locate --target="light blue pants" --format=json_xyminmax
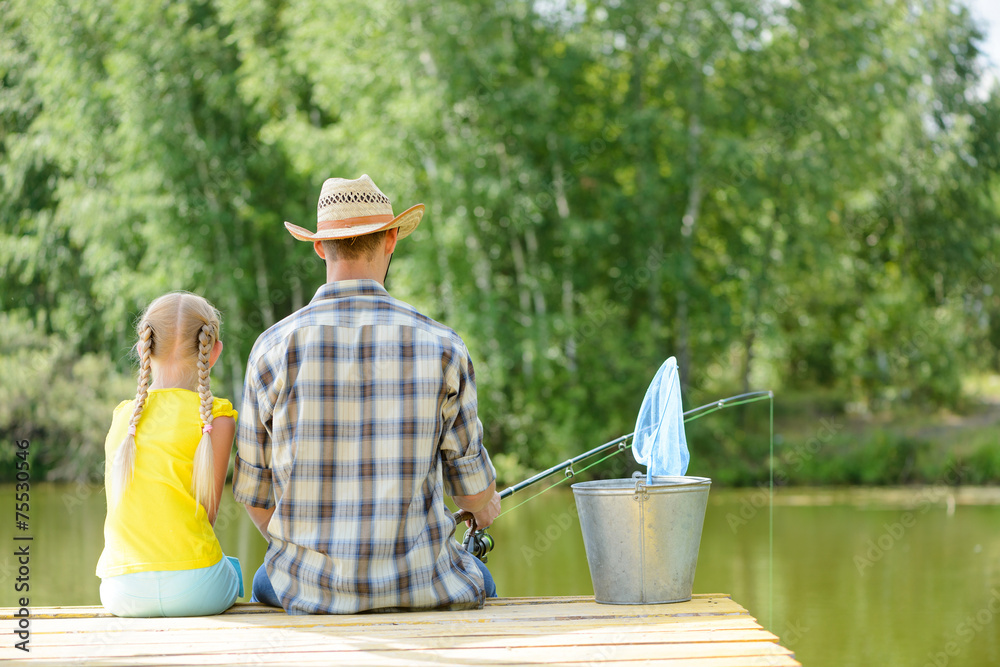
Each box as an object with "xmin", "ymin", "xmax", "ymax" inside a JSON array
[{"xmin": 100, "ymin": 555, "xmax": 243, "ymax": 617}]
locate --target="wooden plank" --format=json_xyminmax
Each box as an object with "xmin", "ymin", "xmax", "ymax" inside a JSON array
[
  {"xmin": 11, "ymin": 640, "xmax": 794, "ymax": 663},
  {"xmin": 32, "ymin": 617, "xmax": 767, "ymax": 645},
  {"xmin": 14, "ymin": 597, "xmax": 752, "ymax": 630},
  {"xmin": 4, "ymin": 657, "xmax": 801, "ymax": 667},
  {"xmin": 27, "ymin": 627, "xmax": 781, "ymax": 655},
  {"xmin": 31, "ymin": 611, "xmax": 758, "ymax": 638},
  {"xmin": 13, "ymin": 593, "xmax": 746, "ymax": 618},
  {"xmin": 22, "ymin": 594, "xmax": 675, "ymax": 616},
  {"xmin": 0, "ymin": 595, "xmax": 800, "ymax": 667},
  {"xmin": 5, "ymin": 641, "xmax": 794, "ymax": 665},
  {"xmin": 18, "ymin": 599, "xmax": 587, "ymax": 618},
  {"xmin": 26, "ymin": 611, "xmax": 747, "ymax": 633}
]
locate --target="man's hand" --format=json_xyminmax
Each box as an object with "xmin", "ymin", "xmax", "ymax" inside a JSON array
[
  {"xmin": 469, "ymin": 490, "xmax": 501, "ymax": 529},
  {"xmin": 454, "ymin": 481, "xmax": 501, "ymax": 529}
]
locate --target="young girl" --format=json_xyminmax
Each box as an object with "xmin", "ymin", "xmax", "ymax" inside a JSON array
[{"xmin": 96, "ymin": 292, "xmax": 243, "ymax": 617}]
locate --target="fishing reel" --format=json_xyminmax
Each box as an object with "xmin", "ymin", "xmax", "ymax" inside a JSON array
[
  {"xmin": 454, "ymin": 511, "xmax": 496, "ymax": 563},
  {"xmin": 463, "ymin": 527, "xmax": 495, "ymax": 562}
]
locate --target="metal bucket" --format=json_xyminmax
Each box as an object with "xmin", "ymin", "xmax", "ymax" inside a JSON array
[{"xmin": 571, "ymin": 475, "xmax": 711, "ymax": 604}]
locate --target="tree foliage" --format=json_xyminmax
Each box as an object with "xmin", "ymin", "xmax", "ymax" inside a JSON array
[{"xmin": 2, "ymin": 0, "xmax": 999, "ymax": 481}]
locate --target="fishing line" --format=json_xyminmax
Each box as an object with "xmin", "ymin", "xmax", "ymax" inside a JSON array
[
  {"xmin": 498, "ymin": 444, "xmax": 634, "ymax": 518},
  {"xmin": 457, "ymin": 389, "xmax": 776, "ymax": 617},
  {"xmin": 497, "ymin": 391, "xmax": 774, "ymax": 519},
  {"xmin": 769, "ymin": 391, "xmax": 774, "ymax": 630}
]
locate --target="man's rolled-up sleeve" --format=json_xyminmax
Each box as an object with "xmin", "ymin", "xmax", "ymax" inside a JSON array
[
  {"xmin": 440, "ymin": 348, "xmax": 496, "ymax": 498},
  {"xmin": 233, "ymin": 365, "xmax": 276, "ymax": 509},
  {"xmin": 233, "ymin": 453, "xmax": 274, "ymax": 509}
]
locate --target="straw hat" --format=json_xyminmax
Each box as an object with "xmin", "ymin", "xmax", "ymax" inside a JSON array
[{"xmin": 284, "ymin": 175, "xmax": 424, "ymax": 242}]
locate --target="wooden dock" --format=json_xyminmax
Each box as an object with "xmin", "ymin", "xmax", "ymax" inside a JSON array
[{"xmin": 2, "ymin": 594, "xmax": 800, "ymax": 666}]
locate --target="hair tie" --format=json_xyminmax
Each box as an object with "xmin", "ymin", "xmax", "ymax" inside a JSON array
[
  {"xmin": 128, "ymin": 425, "xmax": 137, "ymax": 436},
  {"xmin": 202, "ymin": 424, "xmax": 213, "ymax": 434}
]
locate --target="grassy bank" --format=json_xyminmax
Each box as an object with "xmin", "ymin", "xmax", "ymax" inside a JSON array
[{"xmin": 678, "ymin": 386, "xmax": 1000, "ymax": 488}]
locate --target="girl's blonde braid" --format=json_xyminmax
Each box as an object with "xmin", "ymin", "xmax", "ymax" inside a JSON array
[
  {"xmin": 191, "ymin": 323, "xmax": 217, "ymax": 516},
  {"xmin": 110, "ymin": 320, "xmax": 153, "ymax": 505}
]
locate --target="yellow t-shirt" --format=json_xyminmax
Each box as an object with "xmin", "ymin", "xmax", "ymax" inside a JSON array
[{"xmin": 96, "ymin": 389, "xmax": 237, "ymax": 578}]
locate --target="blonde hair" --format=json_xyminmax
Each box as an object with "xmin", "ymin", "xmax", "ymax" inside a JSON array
[{"xmin": 110, "ymin": 292, "xmax": 222, "ymax": 516}]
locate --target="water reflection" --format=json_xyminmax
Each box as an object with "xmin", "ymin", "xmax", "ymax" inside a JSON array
[{"xmin": 5, "ymin": 483, "xmax": 999, "ymax": 667}]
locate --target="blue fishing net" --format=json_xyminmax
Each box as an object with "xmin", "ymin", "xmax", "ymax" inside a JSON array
[{"xmin": 631, "ymin": 357, "xmax": 689, "ymax": 482}]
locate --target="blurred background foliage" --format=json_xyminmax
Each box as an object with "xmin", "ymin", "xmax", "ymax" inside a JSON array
[{"xmin": 2, "ymin": 0, "xmax": 999, "ymax": 484}]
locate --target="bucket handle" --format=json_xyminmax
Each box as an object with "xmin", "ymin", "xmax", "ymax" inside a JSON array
[{"xmin": 631, "ymin": 472, "xmax": 649, "ymax": 502}]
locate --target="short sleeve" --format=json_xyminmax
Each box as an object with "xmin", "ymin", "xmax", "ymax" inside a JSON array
[{"xmin": 211, "ymin": 397, "xmax": 238, "ymax": 421}]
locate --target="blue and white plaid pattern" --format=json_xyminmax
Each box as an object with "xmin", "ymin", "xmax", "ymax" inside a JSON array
[{"xmin": 233, "ymin": 280, "xmax": 495, "ymax": 614}]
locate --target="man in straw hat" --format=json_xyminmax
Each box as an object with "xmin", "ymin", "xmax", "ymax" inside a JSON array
[{"xmin": 233, "ymin": 175, "xmax": 500, "ymax": 614}]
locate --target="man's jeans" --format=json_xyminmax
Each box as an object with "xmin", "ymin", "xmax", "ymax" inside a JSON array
[{"xmin": 251, "ymin": 557, "xmax": 498, "ymax": 608}]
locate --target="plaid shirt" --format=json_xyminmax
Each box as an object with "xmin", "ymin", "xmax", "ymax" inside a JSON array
[{"xmin": 233, "ymin": 280, "xmax": 495, "ymax": 614}]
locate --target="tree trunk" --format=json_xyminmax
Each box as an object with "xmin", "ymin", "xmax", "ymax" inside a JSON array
[
  {"xmin": 509, "ymin": 234, "xmax": 534, "ymax": 379},
  {"xmin": 419, "ymin": 154, "xmax": 455, "ymax": 323},
  {"xmin": 677, "ymin": 115, "xmax": 703, "ymax": 382},
  {"xmin": 743, "ymin": 213, "xmax": 778, "ymax": 394},
  {"xmin": 254, "ymin": 235, "xmax": 274, "ymax": 327},
  {"xmin": 547, "ymin": 133, "xmax": 577, "ymax": 373},
  {"xmin": 524, "ymin": 224, "xmax": 548, "ymax": 375},
  {"xmin": 676, "ymin": 8, "xmax": 704, "ymax": 383}
]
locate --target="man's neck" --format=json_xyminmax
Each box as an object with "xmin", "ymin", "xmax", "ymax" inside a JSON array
[{"xmin": 325, "ymin": 260, "xmax": 386, "ymax": 286}]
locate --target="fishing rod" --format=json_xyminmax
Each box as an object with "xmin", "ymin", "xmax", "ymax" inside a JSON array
[
  {"xmin": 456, "ymin": 390, "xmax": 773, "ymax": 561},
  {"xmin": 499, "ymin": 390, "xmax": 773, "ymax": 502}
]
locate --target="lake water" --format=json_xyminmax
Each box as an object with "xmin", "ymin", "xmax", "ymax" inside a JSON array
[{"xmin": 3, "ymin": 483, "xmax": 998, "ymax": 667}]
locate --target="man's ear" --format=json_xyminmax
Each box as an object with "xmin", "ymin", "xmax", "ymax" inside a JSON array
[
  {"xmin": 314, "ymin": 240, "xmax": 327, "ymax": 260},
  {"xmin": 384, "ymin": 228, "xmax": 399, "ymax": 256}
]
